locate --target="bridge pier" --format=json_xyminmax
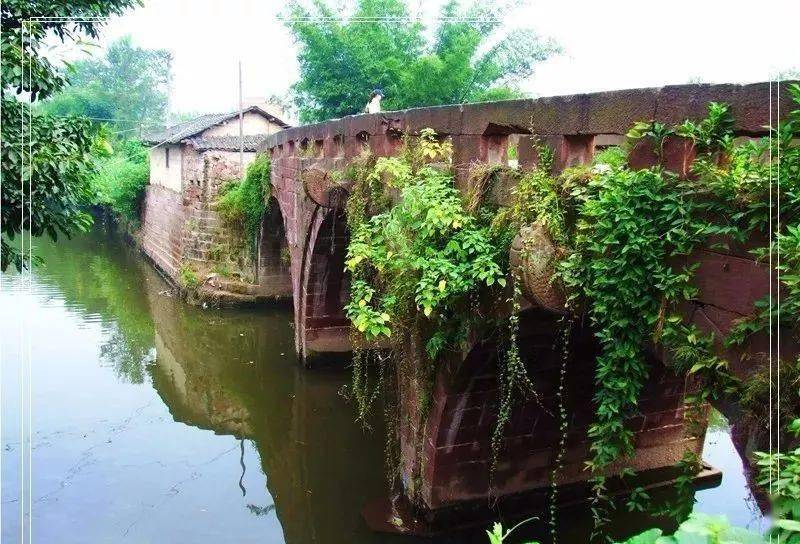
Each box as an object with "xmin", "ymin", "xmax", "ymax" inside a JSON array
[{"xmin": 396, "ymin": 310, "xmax": 705, "ymax": 512}]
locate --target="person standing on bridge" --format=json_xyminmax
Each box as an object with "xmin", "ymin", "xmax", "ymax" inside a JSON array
[{"xmin": 365, "ymin": 88, "xmax": 384, "ymax": 113}]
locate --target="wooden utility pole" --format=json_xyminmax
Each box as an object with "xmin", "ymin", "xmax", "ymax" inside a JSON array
[{"xmin": 238, "ymin": 60, "xmax": 244, "ymax": 167}]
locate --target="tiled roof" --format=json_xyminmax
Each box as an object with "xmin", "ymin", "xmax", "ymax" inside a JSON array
[
  {"xmin": 142, "ymin": 106, "xmax": 289, "ymax": 145},
  {"xmin": 184, "ymin": 134, "xmax": 269, "ymax": 152}
]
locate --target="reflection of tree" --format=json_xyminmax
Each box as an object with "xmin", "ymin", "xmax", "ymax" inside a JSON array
[
  {"xmin": 99, "ymin": 325, "xmax": 155, "ymax": 383},
  {"xmin": 87, "ymin": 253, "xmax": 156, "ymax": 383},
  {"xmin": 31, "ymin": 217, "xmax": 156, "ymax": 383}
]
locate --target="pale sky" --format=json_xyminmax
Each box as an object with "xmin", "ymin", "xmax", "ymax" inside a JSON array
[{"xmin": 87, "ymin": 0, "xmax": 799, "ymax": 122}]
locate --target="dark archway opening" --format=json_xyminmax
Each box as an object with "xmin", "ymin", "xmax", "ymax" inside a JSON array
[
  {"xmin": 257, "ymin": 196, "xmax": 292, "ymax": 298},
  {"xmin": 304, "ymin": 208, "xmax": 351, "ymax": 354}
]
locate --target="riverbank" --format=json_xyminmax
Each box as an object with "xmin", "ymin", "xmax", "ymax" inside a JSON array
[{"xmin": 93, "ymin": 206, "xmax": 290, "ymax": 308}]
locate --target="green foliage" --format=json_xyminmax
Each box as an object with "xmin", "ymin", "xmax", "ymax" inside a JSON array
[
  {"xmin": 216, "ymin": 153, "xmax": 272, "ymax": 242},
  {"xmin": 91, "ymin": 139, "xmax": 149, "ymax": 221},
  {"xmin": 493, "ymin": 143, "xmax": 567, "ymax": 244},
  {"xmin": 625, "ymin": 121, "xmax": 673, "ymax": 157},
  {"xmin": 739, "ymin": 357, "xmax": 800, "ymax": 451},
  {"xmin": 616, "ymin": 513, "xmax": 765, "ymax": 544},
  {"xmin": 560, "ymin": 166, "xmax": 708, "ymax": 471},
  {"xmin": 1, "ymin": 99, "xmax": 97, "ymax": 271},
  {"xmin": 39, "ymin": 35, "xmax": 172, "ymax": 134},
  {"xmin": 755, "ymin": 421, "xmax": 800, "ymax": 543},
  {"xmin": 344, "ymin": 130, "xmax": 506, "ymax": 345},
  {"xmin": 1, "ymin": 1, "xmax": 141, "ymax": 101},
  {"xmin": 486, "ymin": 519, "xmax": 538, "ymax": 544},
  {"xmin": 592, "ymin": 146, "xmax": 628, "ymax": 170},
  {"xmin": 675, "ymin": 102, "xmax": 734, "ymax": 153},
  {"xmin": 179, "ymin": 264, "xmax": 200, "ymax": 291},
  {"xmin": 701, "ymin": 86, "xmax": 800, "ymax": 370},
  {"xmin": 550, "ymin": 95, "xmax": 800, "ymax": 535},
  {"xmin": 0, "ymin": 0, "xmax": 141, "ymax": 271},
  {"xmin": 283, "ymin": 0, "xmax": 559, "ymax": 122}
]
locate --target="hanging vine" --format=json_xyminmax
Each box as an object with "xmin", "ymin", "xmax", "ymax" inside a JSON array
[{"xmin": 337, "ymin": 84, "xmax": 800, "ymax": 538}]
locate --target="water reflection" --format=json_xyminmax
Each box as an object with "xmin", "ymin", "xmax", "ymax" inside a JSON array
[{"xmin": 0, "ymin": 221, "xmax": 766, "ymax": 543}]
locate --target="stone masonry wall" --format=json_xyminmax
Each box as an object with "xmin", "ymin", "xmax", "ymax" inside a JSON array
[{"xmin": 140, "ymin": 145, "xmax": 292, "ymax": 299}]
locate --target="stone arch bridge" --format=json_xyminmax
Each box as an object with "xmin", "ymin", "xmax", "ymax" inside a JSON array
[{"xmin": 143, "ymin": 82, "xmax": 797, "ymax": 524}]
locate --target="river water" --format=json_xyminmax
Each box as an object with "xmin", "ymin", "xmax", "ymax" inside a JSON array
[{"xmin": 0, "ymin": 222, "xmax": 766, "ymax": 543}]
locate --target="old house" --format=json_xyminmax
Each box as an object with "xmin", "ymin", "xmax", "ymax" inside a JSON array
[
  {"xmin": 139, "ymin": 105, "xmax": 292, "ymax": 303},
  {"xmin": 143, "ymin": 105, "xmax": 290, "ymax": 192}
]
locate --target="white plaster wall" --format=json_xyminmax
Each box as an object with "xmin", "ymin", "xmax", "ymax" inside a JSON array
[
  {"xmin": 202, "ymin": 111, "xmax": 282, "ymax": 137},
  {"xmin": 149, "ymin": 144, "xmax": 184, "ymax": 192}
]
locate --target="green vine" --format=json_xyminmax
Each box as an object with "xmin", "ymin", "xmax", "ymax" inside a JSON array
[
  {"xmin": 339, "ymin": 85, "xmax": 800, "ymax": 537},
  {"xmin": 549, "ymin": 314, "xmax": 572, "ymax": 544}
]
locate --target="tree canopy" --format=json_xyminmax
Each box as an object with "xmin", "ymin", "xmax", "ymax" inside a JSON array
[
  {"xmin": 284, "ymin": 0, "xmax": 560, "ymax": 123},
  {"xmin": 0, "ymin": 0, "xmax": 141, "ymax": 271},
  {"xmin": 40, "ymin": 36, "xmax": 172, "ymax": 136}
]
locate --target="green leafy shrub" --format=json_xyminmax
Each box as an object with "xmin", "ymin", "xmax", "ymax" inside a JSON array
[
  {"xmin": 344, "ymin": 129, "xmax": 507, "ymax": 346},
  {"xmin": 91, "ymin": 139, "xmax": 149, "ymax": 221},
  {"xmin": 617, "ymin": 513, "xmax": 764, "ymax": 544},
  {"xmin": 560, "ymin": 165, "xmax": 716, "ymax": 470},
  {"xmin": 215, "ymin": 153, "xmax": 271, "ymax": 242},
  {"xmin": 343, "ymin": 129, "xmax": 520, "ymax": 442},
  {"xmin": 178, "ymin": 264, "xmax": 200, "ymax": 291},
  {"xmin": 755, "ymin": 420, "xmax": 800, "ymax": 544}
]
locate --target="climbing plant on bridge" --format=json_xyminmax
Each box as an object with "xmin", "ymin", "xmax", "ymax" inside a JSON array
[
  {"xmin": 559, "ymin": 89, "xmax": 799, "ymax": 537},
  {"xmin": 344, "ymin": 129, "xmax": 510, "ymax": 414},
  {"xmin": 341, "ymin": 85, "xmax": 800, "ymax": 539}
]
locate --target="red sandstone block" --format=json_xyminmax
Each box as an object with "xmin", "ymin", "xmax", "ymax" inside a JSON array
[
  {"xmin": 468, "ymin": 374, "xmax": 499, "ymax": 393},
  {"xmin": 628, "ymin": 138, "xmax": 659, "ymax": 171},
  {"xmin": 557, "ymin": 135, "xmax": 594, "ymax": 170},
  {"xmin": 684, "ymin": 249, "xmax": 771, "ymax": 318},
  {"xmin": 435, "ymin": 440, "xmax": 485, "ymax": 464},
  {"xmin": 343, "ymin": 114, "xmax": 383, "ymax": 138},
  {"xmin": 655, "ymin": 82, "xmax": 793, "ymax": 134},
  {"xmin": 516, "ymin": 135, "xmax": 542, "ymax": 169},
  {"xmin": 452, "ymin": 135, "xmax": 485, "ymax": 174},
  {"xmin": 403, "ymin": 104, "xmax": 463, "ymax": 135},
  {"xmin": 559, "ymin": 440, "xmax": 591, "ymax": 465},
  {"xmin": 638, "ymin": 394, "xmax": 685, "ymax": 414},
  {"xmin": 460, "ymin": 98, "xmax": 544, "ymax": 136},
  {"xmin": 583, "ymin": 89, "xmax": 659, "ymax": 135},
  {"xmin": 661, "ymin": 136, "xmax": 697, "ymax": 178}
]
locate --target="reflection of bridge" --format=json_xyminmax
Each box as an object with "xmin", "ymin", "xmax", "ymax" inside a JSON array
[
  {"xmin": 254, "ymin": 83, "xmax": 797, "ymax": 516},
  {"xmin": 142, "ymin": 277, "xmax": 388, "ymax": 544}
]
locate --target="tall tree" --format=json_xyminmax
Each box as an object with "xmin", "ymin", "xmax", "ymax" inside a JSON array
[
  {"xmin": 1, "ymin": 0, "xmax": 141, "ymax": 271},
  {"xmin": 285, "ymin": 0, "xmax": 559, "ymax": 123},
  {"xmin": 41, "ymin": 36, "xmax": 173, "ymax": 136}
]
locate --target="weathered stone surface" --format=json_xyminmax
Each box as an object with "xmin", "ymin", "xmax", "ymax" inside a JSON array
[{"xmin": 509, "ymin": 224, "xmax": 567, "ymax": 314}]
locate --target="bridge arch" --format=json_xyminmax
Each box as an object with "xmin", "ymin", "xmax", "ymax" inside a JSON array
[
  {"xmin": 300, "ymin": 207, "xmax": 350, "ymax": 358},
  {"xmin": 256, "ymin": 196, "xmax": 292, "ymax": 298}
]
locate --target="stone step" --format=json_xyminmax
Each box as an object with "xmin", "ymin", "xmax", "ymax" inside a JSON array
[{"xmin": 207, "ymin": 277, "xmax": 260, "ymax": 295}]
